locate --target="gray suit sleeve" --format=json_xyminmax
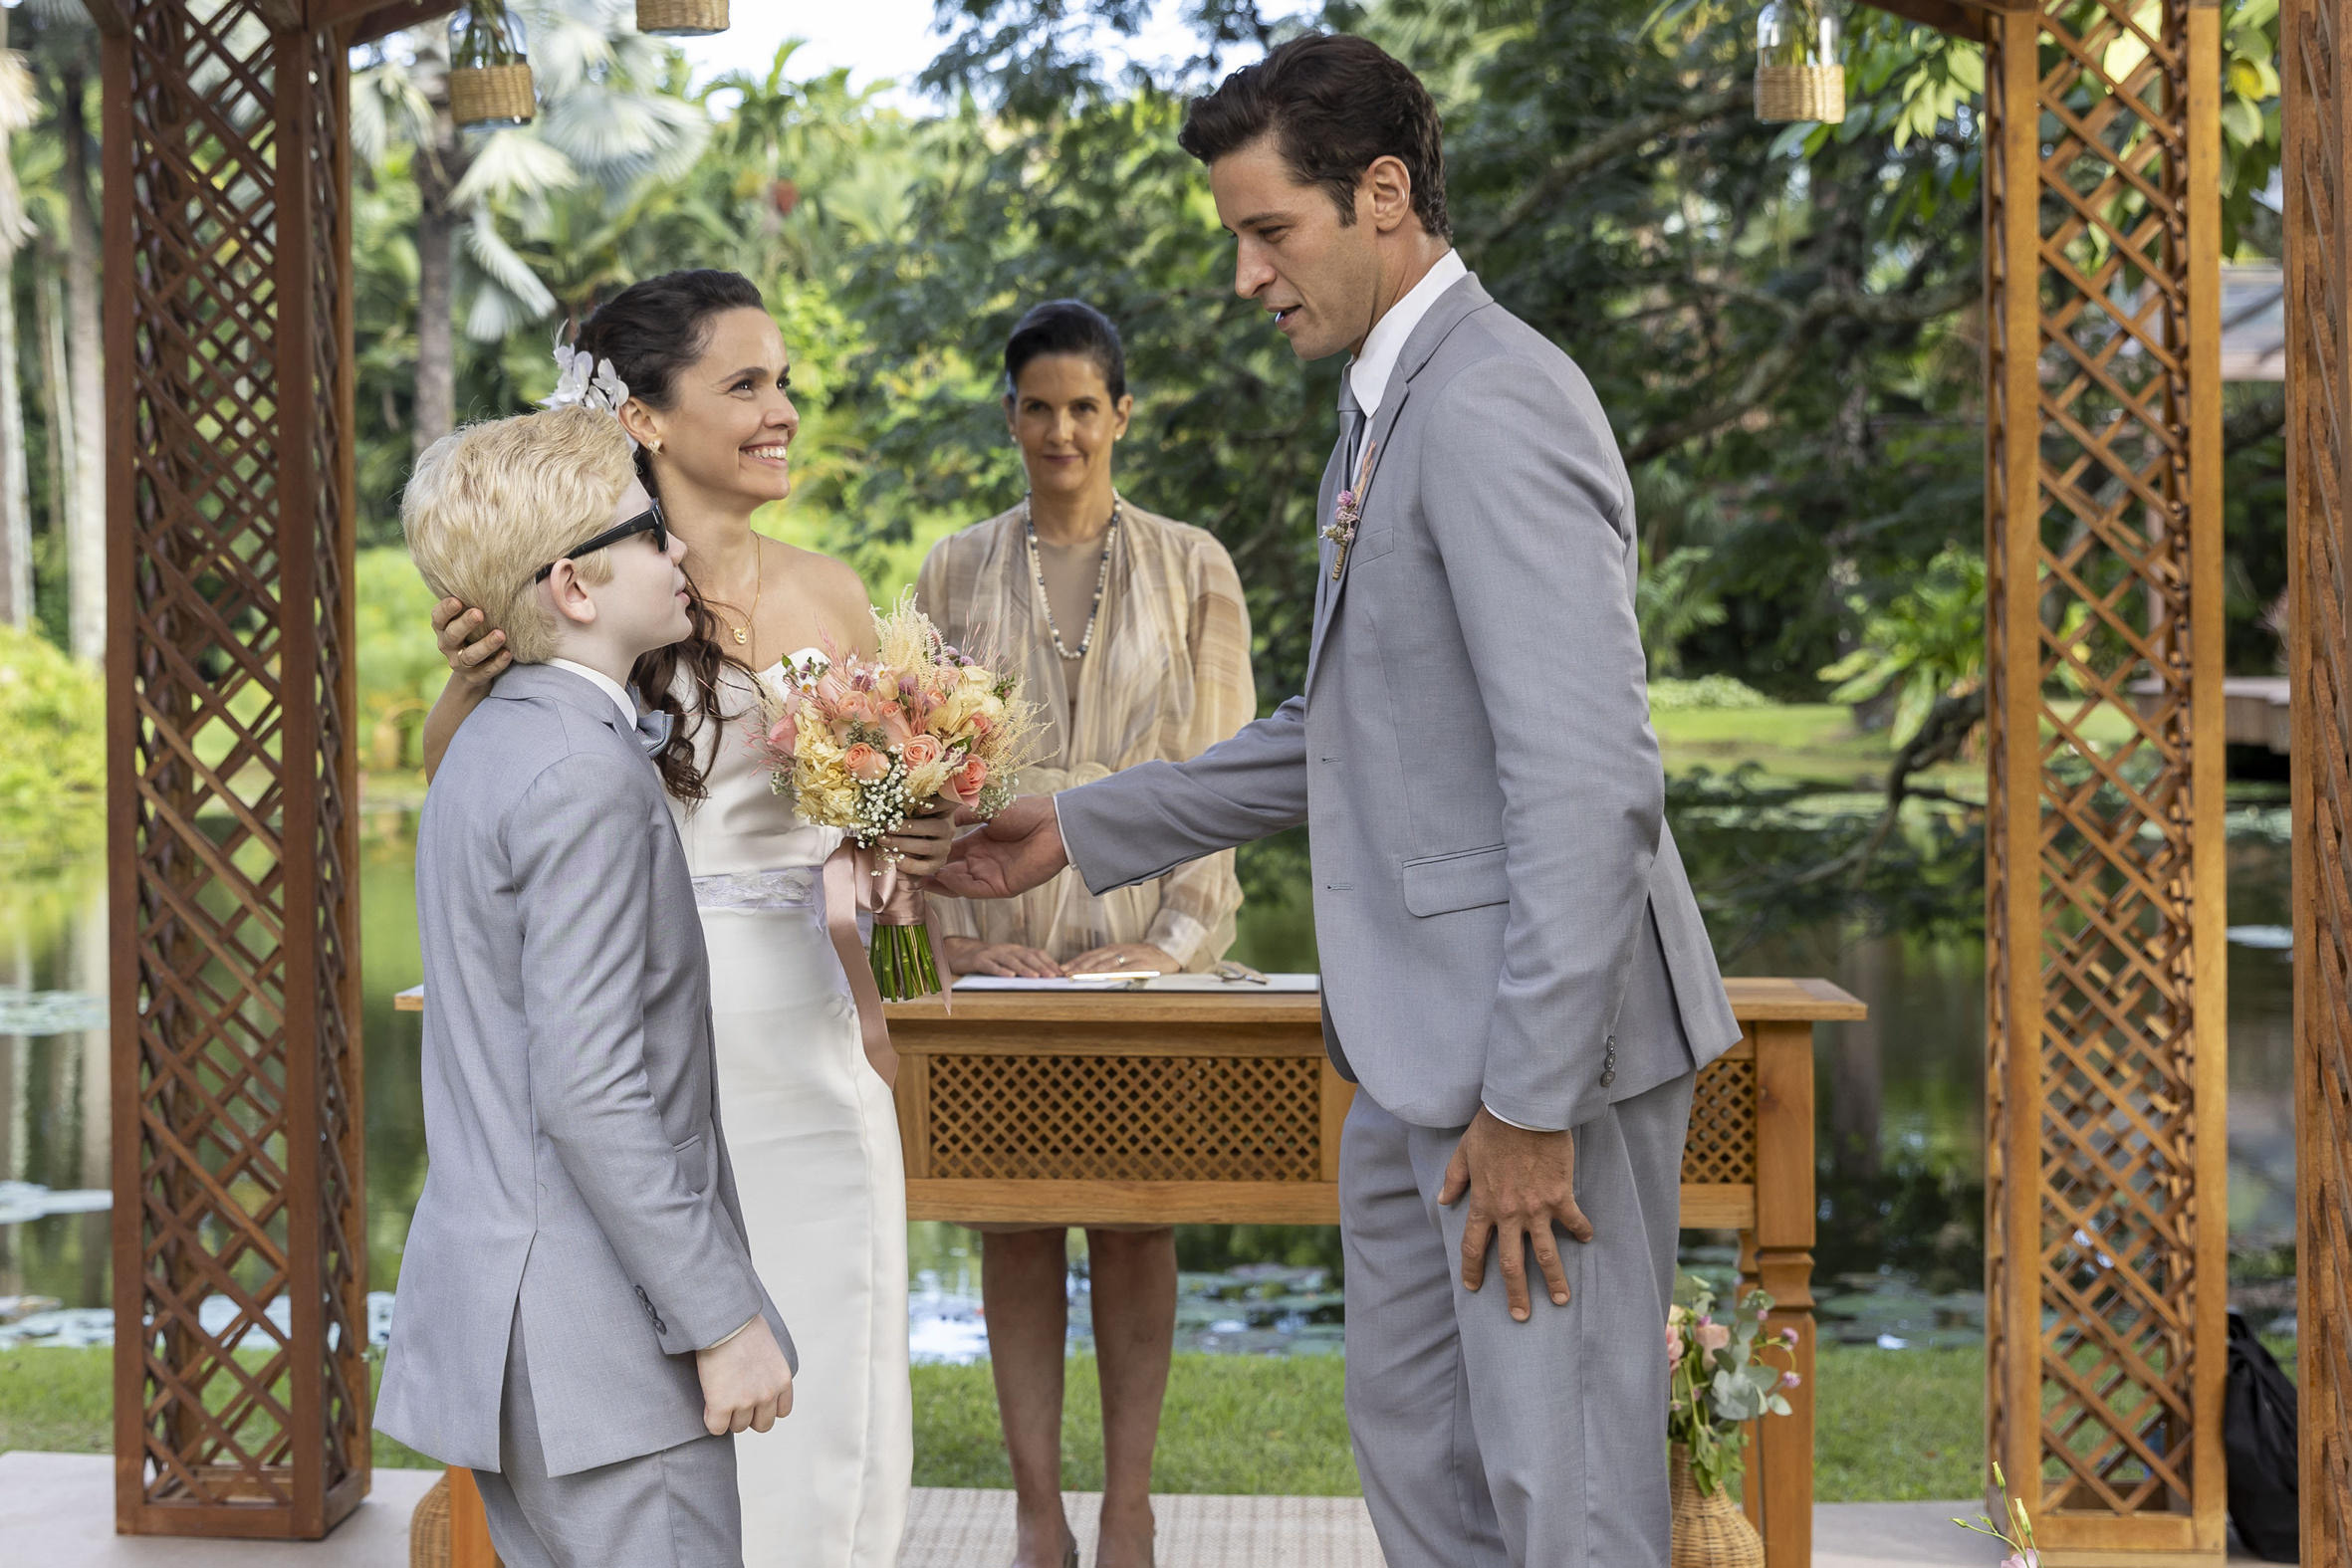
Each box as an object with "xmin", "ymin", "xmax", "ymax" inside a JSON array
[
  {"xmin": 509, "ymin": 754, "xmax": 767, "ymax": 1354},
  {"xmin": 1055, "ymin": 695, "xmax": 1308, "ymax": 896},
  {"xmin": 1424, "ymin": 359, "xmax": 1663, "ymax": 1132}
]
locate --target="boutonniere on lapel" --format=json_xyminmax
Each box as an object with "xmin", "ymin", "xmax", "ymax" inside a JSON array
[{"xmin": 1320, "ymin": 439, "xmax": 1380, "ymax": 581}]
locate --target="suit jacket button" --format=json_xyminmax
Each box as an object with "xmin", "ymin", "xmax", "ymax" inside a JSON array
[{"xmin": 1599, "ymin": 1069, "xmax": 1617, "ymax": 1088}]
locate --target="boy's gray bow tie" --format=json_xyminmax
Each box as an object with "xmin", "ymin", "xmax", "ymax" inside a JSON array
[{"xmin": 633, "ymin": 708, "xmax": 673, "ymax": 756}]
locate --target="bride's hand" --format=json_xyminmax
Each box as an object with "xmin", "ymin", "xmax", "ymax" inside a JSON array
[
  {"xmin": 434, "ymin": 596, "xmax": 510, "ymax": 691},
  {"xmin": 881, "ymin": 805, "xmax": 956, "ymax": 879}
]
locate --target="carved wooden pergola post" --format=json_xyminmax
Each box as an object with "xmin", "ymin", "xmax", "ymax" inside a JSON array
[
  {"xmin": 96, "ymin": 0, "xmax": 445, "ymax": 1538},
  {"xmin": 2283, "ymin": 0, "xmax": 2352, "ymax": 1552},
  {"xmin": 1866, "ymin": 0, "xmax": 2231, "ymax": 1552},
  {"xmin": 1979, "ymin": 0, "xmax": 2229, "ymax": 1554}
]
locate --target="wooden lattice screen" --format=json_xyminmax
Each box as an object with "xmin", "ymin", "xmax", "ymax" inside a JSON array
[
  {"xmin": 101, "ymin": 0, "xmax": 370, "ymax": 1537},
  {"xmin": 1980, "ymin": 0, "xmax": 2230, "ymax": 1554},
  {"xmin": 2285, "ymin": 0, "xmax": 2352, "ymax": 1551}
]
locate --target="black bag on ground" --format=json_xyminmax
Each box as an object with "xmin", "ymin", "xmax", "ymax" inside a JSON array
[{"xmin": 2224, "ymin": 1306, "xmax": 2299, "ymax": 1562}]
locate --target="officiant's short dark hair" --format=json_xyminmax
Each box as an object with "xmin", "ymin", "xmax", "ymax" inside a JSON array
[
  {"xmin": 1004, "ymin": 300, "xmax": 1127, "ymax": 401},
  {"xmin": 1179, "ymin": 33, "xmax": 1450, "ymax": 241}
]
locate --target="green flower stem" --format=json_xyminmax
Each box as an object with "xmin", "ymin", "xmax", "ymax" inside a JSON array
[{"xmin": 871, "ymin": 920, "xmax": 942, "ymax": 1002}]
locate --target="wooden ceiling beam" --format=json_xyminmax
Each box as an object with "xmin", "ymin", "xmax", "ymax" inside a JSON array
[
  {"xmin": 1849, "ymin": 0, "xmax": 1992, "ymax": 40},
  {"xmin": 321, "ymin": 0, "xmax": 462, "ymax": 45}
]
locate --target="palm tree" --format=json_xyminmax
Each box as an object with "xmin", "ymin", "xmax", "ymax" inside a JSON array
[
  {"xmin": 353, "ymin": 0, "xmax": 707, "ymax": 454},
  {"xmin": 0, "ymin": 22, "xmax": 37, "ymax": 631}
]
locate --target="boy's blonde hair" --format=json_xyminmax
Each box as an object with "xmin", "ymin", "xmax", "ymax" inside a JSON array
[{"xmin": 401, "ymin": 405, "xmax": 640, "ymax": 666}]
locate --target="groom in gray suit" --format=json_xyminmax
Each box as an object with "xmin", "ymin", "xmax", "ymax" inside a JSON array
[
  {"xmin": 936, "ymin": 34, "xmax": 1739, "ymax": 1567},
  {"xmin": 378, "ymin": 407, "xmax": 793, "ymax": 1568}
]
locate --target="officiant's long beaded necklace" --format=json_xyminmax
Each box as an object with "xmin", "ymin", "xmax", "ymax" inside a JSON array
[{"xmin": 1022, "ymin": 497, "xmax": 1121, "ymax": 659}]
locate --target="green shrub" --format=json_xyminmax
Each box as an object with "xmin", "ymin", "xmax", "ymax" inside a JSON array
[
  {"xmin": 0, "ymin": 624, "xmax": 103, "ymax": 871},
  {"xmin": 356, "ymin": 546, "xmax": 457, "ymax": 778},
  {"xmin": 1649, "ymin": 674, "xmax": 1772, "ymax": 711}
]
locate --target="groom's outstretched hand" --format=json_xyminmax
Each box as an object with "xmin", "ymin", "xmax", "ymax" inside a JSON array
[
  {"xmin": 1440, "ymin": 1110, "xmax": 1595, "ymax": 1322},
  {"xmin": 929, "ymin": 794, "xmax": 1070, "ymax": 900}
]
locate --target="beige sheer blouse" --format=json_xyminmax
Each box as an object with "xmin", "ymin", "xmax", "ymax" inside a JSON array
[{"xmin": 915, "ymin": 497, "xmax": 1254, "ymax": 968}]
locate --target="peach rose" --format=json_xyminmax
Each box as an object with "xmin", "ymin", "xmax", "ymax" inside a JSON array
[
  {"xmin": 901, "ymin": 733, "xmax": 945, "ymax": 768},
  {"xmin": 844, "ymin": 743, "xmax": 890, "ymax": 784},
  {"xmin": 815, "ymin": 672, "xmax": 851, "ymax": 709},
  {"xmin": 837, "ymin": 689, "xmax": 880, "ymax": 726},
  {"xmin": 1665, "ymin": 1324, "xmax": 1684, "ymax": 1363},
  {"xmin": 879, "ymin": 709, "xmax": 915, "ymax": 749},
  {"xmin": 766, "ymin": 709, "xmax": 800, "ymax": 754},
  {"xmin": 951, "ymin": 757, "xmax": 989, "ymax": 800},
  {"xmin": 1695, "ymin": 1321, "xmax": 1731, "ymax": 1354}
]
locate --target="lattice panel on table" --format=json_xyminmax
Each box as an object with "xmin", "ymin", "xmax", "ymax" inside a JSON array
[
  {"xmin": 924, "ymin": 1054, "xmax": 1323, "ymax": 1182},
  {"xmin": 2285, "ymin": 0, "xmax": 2352, "ymax": 1553},
  {"xmin": 109, "ymin": 1, "xmax": 366, "ymax": 1535},
  {"xmin": 1984, "ymin": 0, "xmax": 2224, "ymax": 1543},
  {"xmin": 1679, "ymin": 1057, "xmax": 1756, "ymax": 1187}
]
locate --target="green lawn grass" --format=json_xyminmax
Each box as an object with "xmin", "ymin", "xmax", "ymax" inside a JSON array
[{"xmin": 5, "ymin": 1343, "xmax": 1989, "ymax": 1502}]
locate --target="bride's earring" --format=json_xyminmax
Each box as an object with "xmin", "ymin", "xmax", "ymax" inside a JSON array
[{"xmin": 646, "ymin": 436, "xmax": 664, "ymax": 454}]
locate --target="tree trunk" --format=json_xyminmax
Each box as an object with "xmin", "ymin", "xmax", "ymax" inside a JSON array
[
  {"xmin": 60, "ymin": 65, "xmax": 105, "ymax": 665},
  {"xmin": 38, "ymin": 257, "xmax": 72, "ymax": 549},
  {"xmin": 411, "ymin": 105, "xmax": 463, "ymax": 459},
  {"xmin": 0, "ymin": 243, "xmax": 30, "ymax": 629},
  {"xmin": 0, "ymin": 8, "xmax": 30, "ymax": 629}
]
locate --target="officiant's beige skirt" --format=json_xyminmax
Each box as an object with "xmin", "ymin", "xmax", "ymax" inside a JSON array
[{"xmin": 701, "ymin": 904, "xmax": 911, "ymax": 1568}]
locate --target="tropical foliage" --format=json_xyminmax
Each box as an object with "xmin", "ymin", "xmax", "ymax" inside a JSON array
[{"xmin": 0, "ymin": 0, "xmax": 2292, "ymax": 836}]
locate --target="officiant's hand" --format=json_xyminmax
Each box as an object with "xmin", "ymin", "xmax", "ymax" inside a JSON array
[
  {"xmin": 931, "ymin": 794, "xmax": 1069, "ymax": 900},
  {"xmin": 696, "ymin": 1316, "xmax": 794, "ymax": 1437},
  {"xmin": 881, "ymin": 804, "xmax": 956, "ymax": 879},
  {"xmin": 1066, "ymin": 943, "xmax": 1177, "ymax": 977},
  {"xmin": 942, "ymin": 937, "xmax": 1064, "ymax": 978},
  {"xmin": 1439, "ymin": 1109, "xmax": 1594, "ymax": 1322},
  {"xmin": 432, "ymin": 597, "xmax": 509, "ymax": 690}
]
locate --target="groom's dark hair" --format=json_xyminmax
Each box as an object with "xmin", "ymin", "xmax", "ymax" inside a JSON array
[{"xmin": 1178, "ymin": 33, "xmax": 1451, "ymax": 241}]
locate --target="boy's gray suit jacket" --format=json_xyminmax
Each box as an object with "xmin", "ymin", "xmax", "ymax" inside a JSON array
[
  {"xmin": 1056, "ymin": 275, "xmax": 1741, "ymax": 1132},
  {"xmin": 375, "ymin": 662, "xmax": 788, "ymax": 1478}
]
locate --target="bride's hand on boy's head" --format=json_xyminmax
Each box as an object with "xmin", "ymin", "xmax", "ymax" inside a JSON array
[{"xmin": 432, "ymin": 596, "xmax": 510, "ymax": 690}]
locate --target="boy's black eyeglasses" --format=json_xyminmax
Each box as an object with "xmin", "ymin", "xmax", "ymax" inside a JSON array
[{"xmin": 531, "ymin": 504, "xmax": 667, "ymax": 584}]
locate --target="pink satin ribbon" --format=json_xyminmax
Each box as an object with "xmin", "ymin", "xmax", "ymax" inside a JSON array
[{"xmin": 822, "ymin": 842, "xmax": 954, "ymax": 1088}]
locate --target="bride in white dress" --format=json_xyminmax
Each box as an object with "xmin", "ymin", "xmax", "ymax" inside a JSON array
[{"xmin": 422, "ymin": 269, "xmax": 950, "ymax": 1567}]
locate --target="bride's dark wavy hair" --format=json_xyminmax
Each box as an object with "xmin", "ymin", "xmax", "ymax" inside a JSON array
[{"xmin": 576, "ymin": 268, "xmax": 767, "ymax": 802}]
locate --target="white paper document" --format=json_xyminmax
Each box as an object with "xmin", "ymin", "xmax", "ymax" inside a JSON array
[{"xmin": 949, "ymin": 972, "xmax": 1321, "ymax": 993}]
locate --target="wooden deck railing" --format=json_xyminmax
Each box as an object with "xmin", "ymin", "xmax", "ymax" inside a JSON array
[{"xmin": 886, "ymin": 976, "xmax": 1864, "ymax": 1567}]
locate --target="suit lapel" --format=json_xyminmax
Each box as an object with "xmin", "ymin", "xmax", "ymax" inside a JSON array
[{"xmin": 1301, "ymin": 274, "xmax": 1494, "ymax": 697}]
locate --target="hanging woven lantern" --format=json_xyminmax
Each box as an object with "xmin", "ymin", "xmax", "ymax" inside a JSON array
[
  {"xmin": 448, "ymin": 3, "xmax": 535, "ymax": 129},
  {"xmin": 636, "ymin": 0, "xmax": 729, "ymax": 37},
  {"xmin": 1755, "ymin": 0, "xmax": 1845, "ymax": 124}
]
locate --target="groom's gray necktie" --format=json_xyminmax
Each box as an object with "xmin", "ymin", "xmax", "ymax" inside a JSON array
[{"xmin": 1339, "ymin": 374, "xmax": 1367, "ymax": 475}]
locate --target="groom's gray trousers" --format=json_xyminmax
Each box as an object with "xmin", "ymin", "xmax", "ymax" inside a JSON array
[
  {"xmin": 473, "ymin": 1305, "xmax": 744, "ymax": 1568},
  {"xmin": 1341, "ymin": 1070, "xmax": 1695, "ymax": 1568}
]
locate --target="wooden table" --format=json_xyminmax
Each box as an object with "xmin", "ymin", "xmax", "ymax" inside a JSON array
[
  {"xmin": 397, "ymin": 975, "xmax": 1863, "ymax": 1566},
  {"xmin": 884, "ymin": 976, "xmax": 1864, "ymax": 1568}
]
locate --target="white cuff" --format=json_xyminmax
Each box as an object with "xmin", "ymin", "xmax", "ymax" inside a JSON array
[
  {"xmin": 1483, "ymin": 1102, "xmax": 1552, "ymax": 1132},
  {"xmin": 702, "ymin": 1314, "xmax": 761, "ymax": 1353}
]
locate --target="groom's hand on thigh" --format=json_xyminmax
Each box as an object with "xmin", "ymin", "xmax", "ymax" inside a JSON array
[{"xmin": 1440, "ymin": 1109, "xmax": 1595, "ymax": 1322}]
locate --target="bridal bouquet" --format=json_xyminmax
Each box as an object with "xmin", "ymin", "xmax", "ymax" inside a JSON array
[{"xmin": 759, "ymin": 593, "xmax": 1039, "ymax": 999}]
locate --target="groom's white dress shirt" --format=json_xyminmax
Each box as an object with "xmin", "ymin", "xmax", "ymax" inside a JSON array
[{"xmin": 1346, "ymin": 248, "xmax": 1468, "ymax": 466}]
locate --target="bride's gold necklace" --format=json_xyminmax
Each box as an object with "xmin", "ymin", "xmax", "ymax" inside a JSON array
[{"xmin": 708, "ymin": 542, "xmax": 764, "ymax": 649}]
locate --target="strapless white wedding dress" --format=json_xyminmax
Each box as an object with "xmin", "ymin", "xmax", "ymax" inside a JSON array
[{"xmin": 670, "ymin": 656, "xmax": 909, "ymax": 1568}]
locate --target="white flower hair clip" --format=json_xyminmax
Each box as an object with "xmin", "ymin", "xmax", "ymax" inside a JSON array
[{"xmin": 542, "ymin": 340, "xmax": 637, "ymax": 449}]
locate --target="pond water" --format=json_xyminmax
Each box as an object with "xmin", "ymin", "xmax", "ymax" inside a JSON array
[{"xmin": 0, "ymin": 795, "xmax": 2300, "ymax": 1359}]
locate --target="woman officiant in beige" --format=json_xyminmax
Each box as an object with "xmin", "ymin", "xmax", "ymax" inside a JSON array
[{"xmin": 916, "ymin": 300, "xmax": 1253, "ymax": 1568}]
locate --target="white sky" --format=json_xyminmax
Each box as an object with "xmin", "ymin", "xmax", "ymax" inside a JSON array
[{"xmin": 671, "ymin": 0, "xmax": 1218, "ymax": 107}]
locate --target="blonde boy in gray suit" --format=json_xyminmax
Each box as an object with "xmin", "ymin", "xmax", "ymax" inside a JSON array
[{"xmin": 377, "ymin": 405, "xmax": 793, "ymax": 1568}]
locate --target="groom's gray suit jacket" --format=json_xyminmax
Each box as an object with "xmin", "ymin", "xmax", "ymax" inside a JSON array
[
  {"xmin": 376, "ymin": 662, "xmax": 789, "ymax": 1478},
  {"xmin": 1058, "ymin": 275, "xmax": 1740, "ymax": 1131}
]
